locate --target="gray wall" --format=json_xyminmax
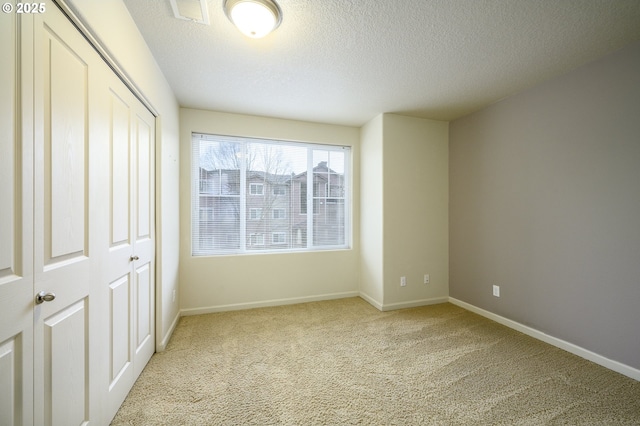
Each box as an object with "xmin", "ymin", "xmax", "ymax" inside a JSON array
[{"xmin": 449, "ymin": 40, "xmax": 640, "ymax": 370}]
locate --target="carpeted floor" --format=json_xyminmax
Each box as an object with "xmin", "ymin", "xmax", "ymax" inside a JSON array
[{"xmin": 111, "ymin": 298, "xmax": 640, "ymax": 425}]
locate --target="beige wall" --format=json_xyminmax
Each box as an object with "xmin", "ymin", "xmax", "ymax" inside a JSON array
[
  {"xmin": 359, "ymin": 115, "xmax": 384, "ymax": 306},
  {"xmin": 382, "ymin": 114, "xmax": 449, "ymax": 308},
  {"xmin": 179, "ymin": 108, "xmax": 361, "ymax": 313},
  {"xmin": 66, "ymin": 0, "xmax": 181, "ymax": 350},
  {"xmin": 360, "ymin": 113, "xmax": 449, "ymax": 310},
  {"xmin": 450, "ymin": 40, "xmax": 640, "ymax": 370}
]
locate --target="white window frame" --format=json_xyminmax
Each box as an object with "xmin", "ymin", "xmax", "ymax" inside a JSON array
[
  {"xmin": 191, "ymin": 133, "xmax": 351, "ymax": 256},
  {"xmin": 272, "ymin": 208, "xmax": 286, "ymax": 219}
]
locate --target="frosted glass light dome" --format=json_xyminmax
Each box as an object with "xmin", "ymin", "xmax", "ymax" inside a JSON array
[{"xmin": 224, "ymin": 0, "xmax": 282, "ymax": 38}]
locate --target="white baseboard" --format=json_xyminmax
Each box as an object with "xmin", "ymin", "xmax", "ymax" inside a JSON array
[
  {"xmin": 156, "ymin": 311, "xmax": 181, "ymax": 352},
  {"xmin": 449, "ymin": 297, "xmax": 640, "ymax": 382},
  {"xmin": 381, "ymin": 297, "xmax": 449, "ymax": 312},
  {"xmin": 358, "ymin": 293, "xmax": 449, "ymax": 312},
  {"xmin": 180, "ymin": 291, "xmax": 360, "ymax": 316},
  {"xmin": 358, "ymin": 292, "xmax": 383, "ymax": 310}
]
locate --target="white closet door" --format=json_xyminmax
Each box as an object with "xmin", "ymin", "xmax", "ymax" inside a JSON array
[
  {"xmin": 32, "ymin": 5, "xmax": 104, "ymax": 425},
  {"xmin": 131, "ymin": 98, "xmax": 156, "ymax": 377},
  {"xmin": 1, "ymin": 3, "xmax": 156, "ymax": 424},
  {"xmin": 103, "ymin": 62, "xmax": 156, "ymax": 423},
  {"xmin": 0, "ymin": 12, "xmax": 34, "ymax": 426}
]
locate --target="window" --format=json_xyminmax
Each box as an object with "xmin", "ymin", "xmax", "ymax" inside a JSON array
[
  {"xmin": 250, "ymin": 208, "xmax": 262, "ymax": 220},
  {"xmin": 249, "ymin": 233, "xmax": 264, "ymax": 246},
  {"xmin": 250, "ymin": 183, "xmax": 263, "ymax": 195},
  {"xmin": 272, "ymin": 232, "xmax": 286, "ymax": 244},
  {"xmin": 192, "ymin": 133, "xmax": 351, "ymax": 255}
]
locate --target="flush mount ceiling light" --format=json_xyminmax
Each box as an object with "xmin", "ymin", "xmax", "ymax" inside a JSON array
[{"xmin": 223, "ymin": 0, "xmax": 283, "ymax": 38}]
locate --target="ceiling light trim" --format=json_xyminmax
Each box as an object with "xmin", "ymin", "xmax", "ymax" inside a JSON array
[{"xmin": 223, "ymin": 0, "xmax": 283, "ymax": 38}]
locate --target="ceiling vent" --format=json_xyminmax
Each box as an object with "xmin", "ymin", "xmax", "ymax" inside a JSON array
[{"xmin": 169, "ymin": 0, "xmax": 210, "ymax": 25}]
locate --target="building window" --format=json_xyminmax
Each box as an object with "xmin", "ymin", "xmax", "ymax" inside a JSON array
[
  {"xmin": 250, "ymin": 208, "xmax": 262, "ymax": 220},
  {"xmin": 249, "ymin": 233, "xmax": 264, "ymax": 246},
  {"xmin": 272, "ymin": 232, "xmax": 286, "ymax": 244},
  {"xmin": 250, "ymin": 183, "xmax": 263, "ymax": 195},
  {"xmin": 191, "ymin": 133, "xmax": 351, "ymax": 255}
]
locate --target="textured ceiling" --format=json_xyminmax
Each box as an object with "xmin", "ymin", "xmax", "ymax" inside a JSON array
[{"xmin": 122, "ymin": 0, "xmax": 640, "ymax": 126}]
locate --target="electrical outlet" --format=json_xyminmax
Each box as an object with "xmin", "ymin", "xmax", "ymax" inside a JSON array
[
  {"xmin": 400, "ymin": 276, "xmax": 406, "ymax": 287},
  {"xmin": 493, "ymin": 285, "xmax": 500, "ymax": 297},
  {"xmin": 172, "ymin": 289, "xmax": 176, "ymax": 302},
  {"xmin": 424, "ymin": 274, "xmax": 430, "ymax": 284}
]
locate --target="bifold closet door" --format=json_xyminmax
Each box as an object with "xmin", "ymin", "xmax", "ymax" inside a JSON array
[
  {"xmin": 103, "ymin": 60, "xmax": 156, "ymax": 423},
  {"xmin": 0, "ymin": 2, "xmax": 156, "ymax": 423},
  {"xmin": 32, "ymin": 5, "xmax": 108, "ymax": 425},
  {"xmin": 0, "ymin": 11, "xmax": 34, "ymax": 426},
  {"xmin": 33, "ymin": 4, "xmax": 156, "ymax": 424}
]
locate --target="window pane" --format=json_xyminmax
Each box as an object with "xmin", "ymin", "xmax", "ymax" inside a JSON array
[
  {"xmin": 313, "ymin": 150, "xmax": 328, "ymax": 169},
  {"xmin": 314, "ymin": 198, "xmax": 345, "ymax": 246},
  {"xmin": 313, "ymin": 149, "xmax": 345, "ymax": 246},
  {"xmin": 198, "ymin": 196, "xmax": 240, "ymax": 251},
  {"xmin": 200, "ymin": 141, "xmax": 242, "ymax": 171},
  {"xmin": 194, "ymin": 139, "xmax": 242, "ymax": 253},
  {"xmin": 312, "ymin": 149, "xmax": 345, "ymax": 246}
]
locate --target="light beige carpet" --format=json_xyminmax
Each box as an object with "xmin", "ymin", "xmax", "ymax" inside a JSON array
[{"xmin": 111, "ymin": 298, "xmax": 640, "ymax": 425}]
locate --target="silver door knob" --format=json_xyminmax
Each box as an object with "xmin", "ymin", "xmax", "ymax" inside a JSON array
[
  {"xmin": 35, "ymin": 291, "xmax": 56, "ymax": 305},
  {"xmin": 129, "ymin": 255, "xmax": 139, "ymax": 261}
]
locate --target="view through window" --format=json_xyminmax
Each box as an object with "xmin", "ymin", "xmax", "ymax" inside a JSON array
[{"xmin": 192, "ymin": 134, "xmax": 351, "ymax": 255}]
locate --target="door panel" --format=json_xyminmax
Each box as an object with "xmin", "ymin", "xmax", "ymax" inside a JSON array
[
  {"xmin": 44, "ymin": 299, "xmax": 88, "ymax": 426},
  {"xmin": 136, "ymin": 116, "xmax": 151, "ymax": 241},
  {"xmin": 135, "ymin": 263, "xmax": 152, "ymax": 351},
  {"xmin": 0, "ymin": 7, "xmax": 16, "ymax": 275},
  {"xmin": 0, "ymin": 11, "xmax": 33, "ymax": 426},
  {"xmin": 106, "ymin": 87, "xmax": 135, "ymax": 411},
  {"xmin": 109, "ymin": 275, "xmax": 131, "ymax": 387},
  {"xmin": 105, "ymin": 76, "xmax": 136, "ymax": 418},
  {"xmin": 133, "ymin": 110, "xmax": 155, "ymax": 376},
  {"xmin": 105, "ymin": 70, "xmax": 156, "ymax": 422},
  {"xmin": 0, "ymin": 336, "xmax": 23, "ymax": 426},
  {"xmin": 110, "ymin": 91, "xmax": 131, "ymax": 248},
  {"xmin": 47, "ymin": 37, "xmax": 87, "ymax": 261},
  {"xmin": 33, "ymin": 6, "xmax": 97, "ymax": 425}
]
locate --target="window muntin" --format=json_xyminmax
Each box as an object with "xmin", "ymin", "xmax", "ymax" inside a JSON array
[{"xmin": 191, "ymin": 134, "xmax": 351, "ymax": 255}]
